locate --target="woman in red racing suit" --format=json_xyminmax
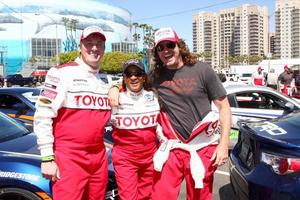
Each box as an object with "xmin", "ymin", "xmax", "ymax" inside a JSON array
[{"xmin": 110, "ymin": 59, "xmax": 164, "ymax": 200}]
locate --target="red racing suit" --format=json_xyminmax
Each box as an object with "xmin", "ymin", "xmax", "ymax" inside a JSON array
[
  {"xmin": 151, "ymin": 62, "xmax": 226, "ymax": 200},
  {"xmin": 152, "ymin": 110, "xmax": 220, "ymax": 200},
  {"xmin": 34, "ymin": 57, "xmax": 111, "ymax": 200},
  {"xmin": 110, "ymin": 88, "xmax": 161, "ymax": 200}
]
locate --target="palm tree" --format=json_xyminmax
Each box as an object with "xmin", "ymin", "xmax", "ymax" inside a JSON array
[
  {"xmin": 144, "ymin": 25, "xmax": 155, "ymax": 48},
  {"xmin": 138, "ymin": 24, "xmax": 148, "ymax": 47},
  {"xmin": 132, "ymin": 22, "xmax": 140, "ymax": 43}
]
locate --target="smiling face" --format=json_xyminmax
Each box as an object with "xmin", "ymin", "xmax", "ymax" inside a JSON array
[
  {"xmin": 80, "ymin": 34, "xmax": 105, "ymax": 70},
  {"xmin": 156, "ymin": 41, "xmax": 184, "ymax": 69},
  {"xmin": 123, "ymin": 65, "xmax": 145, "ymax": 92}
]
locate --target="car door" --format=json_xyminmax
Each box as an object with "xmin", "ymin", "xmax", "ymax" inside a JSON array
[{"xmin": 228, "ymin": 90, "xmax": 296, "ymax": 129}]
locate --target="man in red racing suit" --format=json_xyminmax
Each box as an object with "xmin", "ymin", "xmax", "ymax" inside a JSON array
[
  {"xmin": 34, "ymin": 26, "xmax": 111, "ymax": 200},
  {"xmin": 150, "ymin": 27, "xmax": 231, "ymax": 200}
]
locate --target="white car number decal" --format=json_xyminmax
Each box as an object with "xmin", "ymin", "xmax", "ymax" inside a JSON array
[{"xmin": 257, "ymin": 121, "xmax": 287, "ymax": 135}]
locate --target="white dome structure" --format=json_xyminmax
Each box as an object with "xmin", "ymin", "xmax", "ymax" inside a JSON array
[{"xmin": 0, "ymin": 0, "xmax": 133, "ymax": 75}]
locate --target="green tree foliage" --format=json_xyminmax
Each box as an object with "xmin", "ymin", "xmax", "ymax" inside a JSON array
[
  {"xmin": 249, "ymin": 55, "xmax": 263, "ymax": 64},
  {"xmin": 51, "ymin": 51, "xmax": 142, "ymax": 74},
  {"xmin": 100, "ymin": 51, "xmax": 143, "ymax": 74},
  {"xmin": 58, "ymin": 51, "xmax": 79, "ymax": 64},
  {"xmin": 224, "ymin": 54, "xmax": 263, "ymax": 65}
]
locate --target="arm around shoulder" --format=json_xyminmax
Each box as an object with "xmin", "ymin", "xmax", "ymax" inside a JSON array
[{"xmin": 108, "ymin": 85, "xmax": 121, "ymax": 107}]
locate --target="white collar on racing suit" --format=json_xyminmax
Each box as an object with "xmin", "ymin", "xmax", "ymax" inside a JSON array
[
  {"xmin": 75, "ymin": 57, "xmax": 99, "ymax": 74},
  {"xmin": 124, "ymin": 88, "xmax": 144, "ymax": 100}
]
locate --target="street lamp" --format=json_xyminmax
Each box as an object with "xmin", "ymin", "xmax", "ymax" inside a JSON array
[{"xmin": 35, "ymin": 13, "xmax": 59, "ymax": 66}]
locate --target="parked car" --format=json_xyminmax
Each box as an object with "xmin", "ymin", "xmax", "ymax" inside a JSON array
[
  {"xmin": 5, "ymin": 74, "xmax": 36, "ymax": 87},
  {"xmin": 226, "ymin": 72, "xmax": 240, "ymax": 82},
  {"xmin": 229, "ymin": 110, "xmax": 300, "ymax": 200},
  {"xmin": 0, "ymin": 87, "xmax": 39, "ymax": 130},
  {"xmin": 0, "ymin": 111, "xmax": 118, "ymax": 200},
  {"xmin": 98, "ymin": 73, "xmax": 123, "ymax": 86},
  {"xmin": 214, "ymin": 84, "xmax": 300, "ymax": 148},
  {"xmin": 239, "ymin": 73, "xmax": 253, "ymax": 85},
  {"xmin": 0, "ymin": 87, "xmax": 115, "ymax": 144}
]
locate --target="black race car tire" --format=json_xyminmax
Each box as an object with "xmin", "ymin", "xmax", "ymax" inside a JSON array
[{"xmin": 0, "ymin": 187, "xmax": 41, "ymax": 200}]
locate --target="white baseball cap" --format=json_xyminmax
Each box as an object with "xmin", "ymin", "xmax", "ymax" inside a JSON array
[
  {"xmin": 80, "ymin": 26, "xmax": 106, "ymax": 41},
  {"xmin": 154, "ymin": 27, "xmax": 179, "ymax": 46}
]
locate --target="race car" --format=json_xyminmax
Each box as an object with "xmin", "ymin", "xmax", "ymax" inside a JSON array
[
  {"xmin": 0, "ymin": 112, "xmax": 118, "ymax": 200},
  {"xmin": 0, "ymin": 87, "xmax": 115, "ymax": 141},
  {"xmin": 218, "ymin": 84, "xmax": 300, "ymax": 148},
  {"xmin": 229, "ymin": 110, "xmax": 300, "ymax": 200},
  {"xmin": 0, "ymin": 87, "xmax": 39, "ymax": 130}
]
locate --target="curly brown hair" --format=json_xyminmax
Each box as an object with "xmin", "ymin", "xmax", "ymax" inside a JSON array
[{"xmin": 151, "ymin": 39, "xmax": 197, "ymax": 80}]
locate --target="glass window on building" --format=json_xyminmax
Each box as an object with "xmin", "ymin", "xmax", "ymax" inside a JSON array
[{"xmin": 31, "ymin": 38, "xmax": 60, "ymax": 58}]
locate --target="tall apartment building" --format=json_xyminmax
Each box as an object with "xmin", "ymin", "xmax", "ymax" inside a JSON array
[
  {"xmin": 274, "ymin": 0, "xmax": 300, "ymax": 59},
  {"xmin": 193, "ymin": 4, "xmax": 268, "ymax": 68},
  {"xmin": 219, "ymin": 8, "xmax": 236, "ymax": 68},
  {"xmin": 192, "ymin": 12, "xmax": 219, "ymax": 67},
  {"xmin": 269, "ymin": 32, "xmax": 275, "ymax": 55}
]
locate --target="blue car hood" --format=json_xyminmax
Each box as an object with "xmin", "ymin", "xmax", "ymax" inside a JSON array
[
  {"xmin": 0, "ymin": 132, "xmax": 39, "ymax": 155},
  {"xmin": 246, "ymin": 111, "xmax": 300, "ymax": 148}
]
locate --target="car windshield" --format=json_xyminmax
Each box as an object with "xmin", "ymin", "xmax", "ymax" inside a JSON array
[
  {"xmin": 0, "ymin": 112, "xmax": 30, "ymax": 142},
  {"xmin": 21, "ymin": 90, "xmax": 40, "ymax": 105},
  {"xmin": 242, "ymin": 73, "xmax": 252, "ymax": 77}
]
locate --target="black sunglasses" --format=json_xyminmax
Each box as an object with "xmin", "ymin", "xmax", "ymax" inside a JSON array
[
  {"xmin": 157, "ymin": 42, "xmax": 176, "ymax": 52},
  {"xmin": 124, "ymin": 71, "xmax": 145, "ymax": 78}
]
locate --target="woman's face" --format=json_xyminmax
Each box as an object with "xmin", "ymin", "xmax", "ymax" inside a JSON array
[{"xmin": 123, "ymin": 66, "xmax": 145, "ymax": 92}]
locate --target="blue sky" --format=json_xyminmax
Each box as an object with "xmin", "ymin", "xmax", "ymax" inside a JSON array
[{"xmin": 103, "ymin": 0, "xmax": 275, "ymax": 49}]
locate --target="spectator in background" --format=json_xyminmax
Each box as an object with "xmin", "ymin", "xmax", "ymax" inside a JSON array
[
  {"xmin": 266, "ymin": 68, "xmax": 278, "ymax": 90},
  {"xmin": 278, "ymin": 64, "xmax": 294, "ymax": 96},
  {"xmin": 252, "ymin": 66, "xmax": 265, "ymax": 86},
  {"xmin": 217, "ymin": 72, "xmax": 227, "ymax": 83},
  {"xmin": 293, "ymin": 69, "xmax": 300, "ymax": 98},
  {"xmin": 0, "ymin": 75, "xmax": 4, "ymax": 87}
]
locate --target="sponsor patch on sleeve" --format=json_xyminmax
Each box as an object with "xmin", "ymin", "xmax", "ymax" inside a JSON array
[
  {"xmin": 41, "ymin": 89, "xmax": 57, "ymax": 100},
  {"xmin": 44, "ymin": 83, "xmax": 57, "ymax": 90},
  {"xmin": 38, "ymin": 98, "xmax": 52, "ymax": 105},
  {"xmin": 47, "ymin": 74, "xmax": 60, "ymax": 83}
]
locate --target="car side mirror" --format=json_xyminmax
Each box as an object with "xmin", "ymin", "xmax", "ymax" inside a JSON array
[
  {"xmin": 282, "ymin": 102, "xmax": 295, "ymax": 116},
  {"xmin": 284, "ymin": 102, "xmax": 295, "ymax": 111}
]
